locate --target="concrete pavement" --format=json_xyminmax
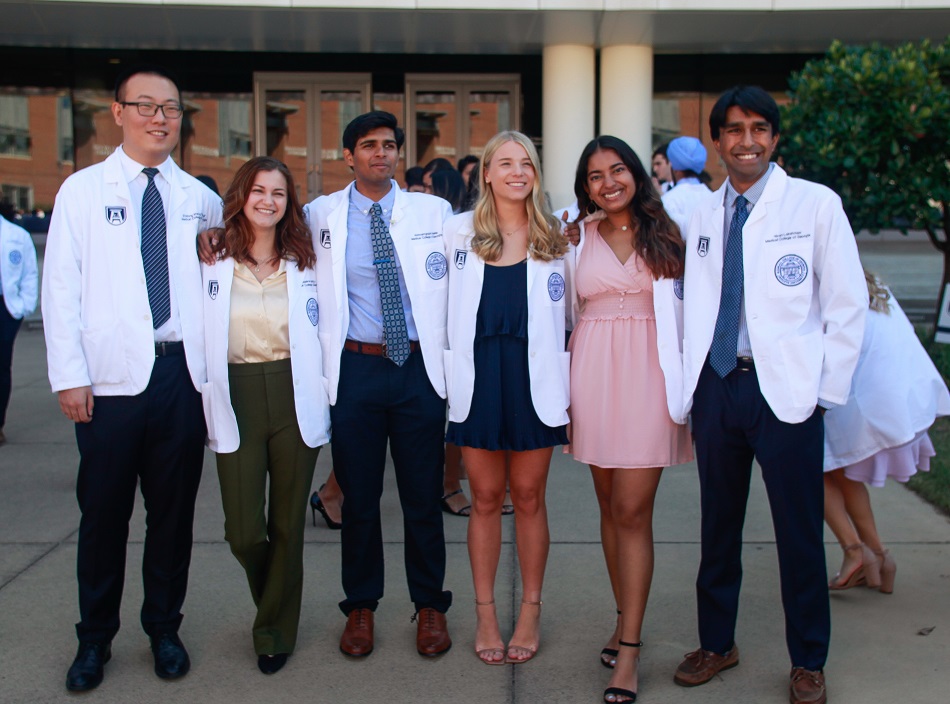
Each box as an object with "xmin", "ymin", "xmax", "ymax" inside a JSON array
[{"xmin": 1, "ymin": 328, "xmax": 949, "ymax": 704}]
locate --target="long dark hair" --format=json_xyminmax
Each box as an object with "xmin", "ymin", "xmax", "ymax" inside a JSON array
[
  {"xmin": 429, "ymin": 168, "xmax": 466, "ymax": 213},
  {"xmin": 215, "ymin": 156, "xmax": 316, "ymax": 271},
  {"xmin": 573, "ymin": 136, "xmax": 684, "ymax": 280}
]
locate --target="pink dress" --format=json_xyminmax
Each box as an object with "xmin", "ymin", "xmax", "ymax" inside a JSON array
[{"xmin": 568, "ymin": 227, "xmax": 693, "ymax": 469}]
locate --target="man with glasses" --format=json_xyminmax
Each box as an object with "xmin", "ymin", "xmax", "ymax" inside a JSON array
[{"xmin": 43, "ymin": 65, "xmax": 222, "ymax": 692}]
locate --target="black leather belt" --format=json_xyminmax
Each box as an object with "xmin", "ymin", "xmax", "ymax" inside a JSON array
[
  {"xmin": 155, "ymin": 341, "xmax": 185, "ymax": 357},
  {"xmin": 736, "ymin": 356, "xmax": 754, "ymax": 372}
]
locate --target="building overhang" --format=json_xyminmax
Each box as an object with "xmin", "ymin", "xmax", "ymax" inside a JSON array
[{"xmin": 2, "ymin": 1, "xmax": 949, "ymax": 56}]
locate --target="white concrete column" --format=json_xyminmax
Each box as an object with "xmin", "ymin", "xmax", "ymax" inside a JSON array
[
  {"xmin": 600, "ymin": 45, "xmax": 654, "ymax": 165},
  {"xmin": 542, "ymin": 44, "xmax": 595, "ymax": 211}
]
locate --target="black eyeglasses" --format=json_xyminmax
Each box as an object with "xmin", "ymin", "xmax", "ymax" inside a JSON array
[{"xmin": 119, "ymin": 102, "xmax": 184, "ymax": 119}]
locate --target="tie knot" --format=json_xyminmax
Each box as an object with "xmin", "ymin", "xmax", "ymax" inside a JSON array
[
  {"xmin": 370, "ymin": 203, "xmax": 383, "ymax": 217},
  {"xmin": 143, "ymin": 167, "xmax": 159, "ymax": 181},
  {"xmin": 734, "ymin": 194, "xmax": 748, "ymax": 212}
]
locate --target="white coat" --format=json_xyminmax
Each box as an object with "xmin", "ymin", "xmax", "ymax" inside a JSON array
[
  {"xmin": 680, "ymin": 165, "xmax": 868, "ymax": 425},
  {"xmin": 42, "ymin": 149, "xmax": 223, "ymax": 395},
  {"xmin": 306, "ymin": 181, "xmax": 453, "ymax": 404},
  {"xmin": 200, "ymin": 258, "xmax": 331, "ymax": 453},
  {"xmin": 662, "ymin": 180, "xmax": 713, "ymax": 236},
  {"xmin": 443, "ymin": 212, "xmax": 571, "ymax": 428},
  {"xmin": 570, "ymin": 218, "xmax": 686, "ymax": 423},
  {"xmin": 0, "ymin": 216, "xmax": 38, "ymax": 319},
  {"xmin": 824, "ymin": 293, "xmax": 950, "ymax": 470}
]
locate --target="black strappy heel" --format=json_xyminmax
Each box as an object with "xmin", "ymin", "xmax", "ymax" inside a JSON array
[{"xmin": 603, "ymin": 640, "xmax": 642, "ymax": 703}]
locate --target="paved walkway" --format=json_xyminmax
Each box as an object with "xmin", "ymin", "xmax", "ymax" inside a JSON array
[{"xmin": 1, "ymin": 330, "xmax": 948, "ymax": 704}]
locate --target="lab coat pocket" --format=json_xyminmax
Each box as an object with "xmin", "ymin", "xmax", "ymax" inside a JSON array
[
  {"xmin": 779, "ymin": 329, "xmax": 822, "ymax": 408},
  {"xmin": 79, "ymin": 327, "xmax": 123, "ymax": 384}
]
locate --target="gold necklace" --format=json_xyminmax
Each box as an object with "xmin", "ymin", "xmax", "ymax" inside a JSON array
[
  {"xmin": 247, "ymin": 254, "xmax": 279, "ymax": 272},
  {"xmin": 503, "ymin": 222, "xmax": 528, "ymax": 237}
]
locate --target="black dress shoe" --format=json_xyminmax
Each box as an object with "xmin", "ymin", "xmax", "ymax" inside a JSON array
[
  {"xmin": 150, "ymin": 632, "xmax": 190, "ymax": 680},
  {"xmin": 257, "ymin": 653, "xmax": 288, "ymax": 674},
  {"xmin": 66, "ymin": 641, "xmax": 112, "ymax": 692}
]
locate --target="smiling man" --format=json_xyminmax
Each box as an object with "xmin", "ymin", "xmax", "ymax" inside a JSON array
[
  {"xmin": 675, "ymin": 86, "xmax": 867, "ymax": 704},
  {"xmin": 42, "ymin": 65, "xmax": 222, "ymax": 692},
  {"xmin": 305, "ymin": 111, "xmax": 454, "ymax": 659}
]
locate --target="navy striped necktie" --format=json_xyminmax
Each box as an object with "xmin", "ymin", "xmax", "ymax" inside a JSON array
[
  {"xmin": 709, "ymin": 194, "xmax": 749, "ymax": 378},
  {"xmin": 141, "ymin": 167, "xmax": 171, "ymax": 329}
]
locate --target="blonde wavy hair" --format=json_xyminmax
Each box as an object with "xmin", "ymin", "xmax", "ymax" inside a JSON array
[
  {"xmin": 471, "ymin": 131, "xmax": 567, "ymax": 262},
  {"xmin": 864, "ymin": 269, "xmax": 891, "ymax": 314}
]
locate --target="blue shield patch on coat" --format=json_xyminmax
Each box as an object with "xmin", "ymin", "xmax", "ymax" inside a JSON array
[
  {"xmin": 454, "ymin": 249, "xmax": 467, "ymax": 269},
  {"xmin": 307, "ymin": 297, "xmax": 319, "ymax": 326},
  {"xmin": 8, "ymin": 250, "xmax": 22, "ymax": 265},
  {"xmin": 774, "ymin": 254, "xmax": 808, "ymax": 286},
  {"xmin": 320, "ymin": 229, "xmax": 331, "ymax": 249},
  {"xmin": 547, "ymin": 272, "xmax": 566, "ymax": 302},
  {"xmin": 673, "ymin": 277, "xmax": 684, "ymax": 300},
  {"xmin": 208, "ymin": 281, "xmax": 219, "ymax": 300},
  {"xmin": 426, "ymin": 252, "xmax": 447, "ymax": 280},
  {"xmin": 105, "ymin": 206, "xmax": 126, "ymax": 226},
  {"xmin": 697, "ymin": 236, "xmax": 709, "ymax": 257}
]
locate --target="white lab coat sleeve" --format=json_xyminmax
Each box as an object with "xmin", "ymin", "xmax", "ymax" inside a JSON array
[
  {"xmin": 813, "ymin": 192, "xmax": 868, "ymax": 406},
  {"xmin": 17, "ymin": 232, "xmax": 38, "ymax": 318},
  {"xmin": 42, "ymin": 179, "xmax": 91, "ymax": 393}
]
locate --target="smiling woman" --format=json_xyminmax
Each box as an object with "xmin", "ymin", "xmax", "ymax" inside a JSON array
[
  {"xmin": 443, "ymin": 130, "xmax": 569, "ymax": 668},
  {"xmin": 201, "ymin": 155, "xmax": 328, "ymax": 675}
]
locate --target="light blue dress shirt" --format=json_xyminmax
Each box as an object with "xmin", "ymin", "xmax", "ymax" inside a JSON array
[{"xmin": 345, "ymin": 183, "xmax": 419, "ymax": 343}]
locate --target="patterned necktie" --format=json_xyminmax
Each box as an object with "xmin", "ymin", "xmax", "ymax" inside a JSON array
[
  {"xmin": 709, "ymin": 194, "xmax": 749, "ymax": 378},
  {"xmin": 369, "ymin": 203, "xmax": 410, "ymax": 366},
  {"xmin": 141, "ymin": 167, "xmax": 171, "ymax": 329}
]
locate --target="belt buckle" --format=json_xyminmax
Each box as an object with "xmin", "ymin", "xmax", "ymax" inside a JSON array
[
  {"xmin": 156, "ymin": 341, "xmax": 166, "ymax": 357},
  {"xmin": 380, "ymin": 341, "xmax": 388, "ymax": 357},
  {"xmin": 737, "ymin": 356, "xmax": 753, "ymax": 372}
]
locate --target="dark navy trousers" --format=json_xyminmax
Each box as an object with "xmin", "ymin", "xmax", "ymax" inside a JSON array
[
  {"xmin": 74, "ymin": 353, "xmax": 206, "ymax": 643},
  {"xmin": 0, "ymin": 299, "xmax": 22, "ymax": 429},
  {"xmin": 691, "ymin": 359, "xmax": 830, "ymax": 671},
  {"xmin": 330, "ymin": 348, "xmax": 451, "ymax": 615}
]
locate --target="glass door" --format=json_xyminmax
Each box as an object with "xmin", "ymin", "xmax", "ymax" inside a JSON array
[
  {"xmin": 253, "ymin": 73, "xmax": 371, "ymax": 200},
  {"xmin": 405, "ymin": 75, "xmax": 520, "ymax": 168}
]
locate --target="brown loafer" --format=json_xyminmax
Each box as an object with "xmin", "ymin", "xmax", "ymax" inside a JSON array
[
  {"xmin": 340, "ymin": 608, "xmax": 374, "ymax": 657},
  {"xmin": 414, "ymin": 607, "xmax": 452, "ymax": 657},
  {"xmin": 674, "ymin": 645, "xmax": 739, "ymax": 687},
  {"xmin": 789, "ymin": 667, "xmax": 826, "ymax": 704}
]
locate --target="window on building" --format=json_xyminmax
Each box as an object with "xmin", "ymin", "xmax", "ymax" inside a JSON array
[
  {"xmin": 218, "ymin": 98, "xmax": 252, "ymax": 164},
  {"xmin": 0, "ymin": 95, "xmax": 31, "ymax": 157},
  {"xmin": 58, "ymin": 94, "xmax": 74, "ymax": 163},
  {"xmin": 1, "ymin": 183, "xmax": 33, "ymax": 212}
]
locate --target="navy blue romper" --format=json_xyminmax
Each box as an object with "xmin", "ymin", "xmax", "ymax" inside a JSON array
[{"xmin": 446, "ymin": 259, "xmax": 569, "ymax": 451}]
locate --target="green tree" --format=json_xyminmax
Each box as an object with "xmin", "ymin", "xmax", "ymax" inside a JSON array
[{"xmin": 779, "ymin": 38, "xmax": 950, "ymax": 328}]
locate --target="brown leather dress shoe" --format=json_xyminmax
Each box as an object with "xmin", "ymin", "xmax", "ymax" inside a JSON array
[
  {"xmin": 339, "ymin": 608, "xmax": 374, "ymax": 657},
  {"xmin": 673, "ymin": 645, "xmax": 739, "ymax": 686},
  {"xmin": 789, "ymin": 667, "xmax": 826, "ymax": 704},
  {"xmin": 414, "ymin": 607, "xmax": 452, "ymax": 657}
]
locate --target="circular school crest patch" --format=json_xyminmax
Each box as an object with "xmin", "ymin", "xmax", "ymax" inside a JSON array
[
  {"xmin": 673, "ymin": 277, "xmax": 684, "ymax": 300},
  {"xmin": 774, "ymin": 254, "xmax": 808, "ymax": 287},
  {"xmin": 306, "ymin": 298, "xmax": 319, "ymax": 326},
  {"xmin": 547, "ymin": 272, "xmax": 566, "ymax": 302},
  {"xmin": 426, "ymin": 252, "xmax": 447, "ymax": 280},
  {"xmin": 9, "ymin": 250, "xmax": 22, "ymax": 265}
]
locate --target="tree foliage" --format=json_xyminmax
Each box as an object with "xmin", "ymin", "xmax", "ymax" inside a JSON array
[{"xmin": 779, "ymin": 38, "xmax": 950, "ymax": 244}]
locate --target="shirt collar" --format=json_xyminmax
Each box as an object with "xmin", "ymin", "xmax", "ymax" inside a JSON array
[
  {"xmin": 724, "ymin": 161, "xmax": 775, "ymax": 210},
  {"xmin": 349, "ymin": 180, "xmax": 396, "ymax": 215},
  {"xmin": 117, "ymin": 145, "xmax": 174, "ymax": 185}
]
